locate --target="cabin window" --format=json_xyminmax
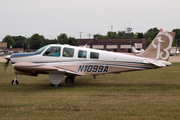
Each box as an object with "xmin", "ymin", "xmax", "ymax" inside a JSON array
[
  {"xmin": 90, "ymin": 52, "xmax": 99, "ymax": 59},
  {"xmin": 43, "ymin": 46, "xmax": 61, "ymax": 57},
  {"xmin": 63, "ymin": 47, "xmax": 74, "ymax": 57},
  {"xmin": 78, "ymin": 50, "xmax": 87, "ymax": 58}
]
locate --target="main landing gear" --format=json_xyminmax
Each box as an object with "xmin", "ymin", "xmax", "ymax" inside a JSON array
[
  {"xmin": 11, "ymin": 73, "xmax": 75, "ymax": 86},
  {"xmin": 11, "ymin": 73, "xmax": 19, "ymax": 85},
  {"xmin": 65, "ymin": 76, "xmax": 74, "ymax": 83},
  {"xmin": 50, "ymin": 76, "xmax": 74, "ymax": 87}
]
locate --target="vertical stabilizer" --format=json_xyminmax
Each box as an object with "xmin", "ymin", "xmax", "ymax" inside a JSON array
[{"xmin": 138, "ymin": 30, "xmax": 175, "ymax": 61}]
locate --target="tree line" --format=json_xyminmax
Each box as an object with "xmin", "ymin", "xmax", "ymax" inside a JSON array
[
  {"xmin": 2, "ymin": 33, "xmax": 76, "ymax": 50},
  {"xmin": 1, "ymin": 28, "xmax": 180, "ymax": 50},
  {"xmin": 94, "ymin": 28, "xmax": 180, "ymax": 48}
]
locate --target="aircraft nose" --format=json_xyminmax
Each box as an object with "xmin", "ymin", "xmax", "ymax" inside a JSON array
[{"xmin": 4, "ymin": 55, "xmax": 11, "ymax": 60}]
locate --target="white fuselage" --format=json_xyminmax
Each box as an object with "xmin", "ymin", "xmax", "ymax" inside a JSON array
[{"xmin": 11, "ymin": 44, "xmax": 159, "ymax": 76}]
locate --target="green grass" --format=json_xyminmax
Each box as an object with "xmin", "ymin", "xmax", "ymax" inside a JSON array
[{"xmin": 1, "ymin": 62, "xmax": 180, "ymax": 119}]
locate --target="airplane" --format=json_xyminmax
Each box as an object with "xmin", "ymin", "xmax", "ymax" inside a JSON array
[
  {"xmin": 131, "ymin": 46, "xmax": 144, "ymax": 54},
  {"xmin": 4, "ymin": 29, "xmax": 175, "ymax": 87},
  {"xmin": 0, "ymin": 50, "xmax": 10, "ymax": 56}
]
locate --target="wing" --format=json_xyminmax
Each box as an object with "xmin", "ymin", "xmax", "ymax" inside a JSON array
[{"xmin": 13, "ymin": 62, "xmax": 82, "ymax": 76}]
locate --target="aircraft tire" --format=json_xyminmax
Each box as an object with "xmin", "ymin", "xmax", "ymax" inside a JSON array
[
  {"xmin": 11, "ymin": 80, "xmax": 19, "ymax": 85},
  {"xmin": 65, "ymin": 77, "xmax": 74, "ymax": 83}
]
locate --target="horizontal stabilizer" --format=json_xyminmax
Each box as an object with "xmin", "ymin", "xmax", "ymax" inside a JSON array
[{"xmin": 143, "ymin": 59, "xmax": 171, "ymax": 67}]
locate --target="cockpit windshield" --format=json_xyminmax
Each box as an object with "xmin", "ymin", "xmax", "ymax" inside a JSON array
[{"xmin": 35, "ymin": 45, "xmax": 50, "ymax": 54}]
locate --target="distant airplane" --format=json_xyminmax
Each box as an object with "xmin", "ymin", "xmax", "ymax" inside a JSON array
[
  {"xmin": 170, "ymin": 47, "xmax": 180, "ymax": 56},
  {"xmin": 4, "ymin": 30, "xmax": 175, "ymax": 87},
  {"xmin": 0, "ymin": 52, "xmax": 5, "ymax": 56},
  {"xmin": 131, "ymin": 46, "xmax": 144, "ymax": 54},
  {"xmin": 0, "ymin": 50, "xmax": 19, "ymax": 56}
]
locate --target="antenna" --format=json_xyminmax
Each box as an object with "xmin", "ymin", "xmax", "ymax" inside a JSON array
[
  {"xmin": 111, "ymin": 23, "xmax": 113, "ymax": 31},
  {"xmin": 126, "ymin": 21, "xmax": 132, "ymax": 38},
  {"xmin": 124, "ymin": 23, "xmax": 126, "ymax": 32},
  {"xmin": 87, "ymin": 33, "xmax": 92, "ymax": 39},
  {"xmin": 83, "ymin": 41, "xmax": 90, "ymax": 48},
  {"xmin": 78, "ymin": 32, "xmax": 83, "ymax": 39},
  {"xmin": 111, "ymin": 23, "xmax": 113, "ymax": 39}
]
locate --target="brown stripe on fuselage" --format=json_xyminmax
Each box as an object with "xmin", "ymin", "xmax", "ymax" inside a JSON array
[{"xmin": 14, "ymin": 62, "xmax": 58, "ymax": 72}]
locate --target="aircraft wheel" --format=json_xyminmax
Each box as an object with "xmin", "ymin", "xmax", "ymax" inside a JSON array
[
  {"xmin": 11, "ymin": 80, "xmax": 19, "ymax": 85},
  {"xmin": 51, "ymin": 83, "xmax": 61, "ymax": 87},
  {"xmin": 65, "ymin": 77, "xmax": 74, "ymax": 83}
]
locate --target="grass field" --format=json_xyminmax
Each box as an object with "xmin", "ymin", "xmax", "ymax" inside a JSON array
[{"xmin": 0, "ymin": 62, "xmax": 180, "ymax": 120}]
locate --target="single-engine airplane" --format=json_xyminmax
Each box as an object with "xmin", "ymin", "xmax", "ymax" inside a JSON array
[{"xmin": 4, "ymin": 30, "xmax": 175, "ymax": 87}]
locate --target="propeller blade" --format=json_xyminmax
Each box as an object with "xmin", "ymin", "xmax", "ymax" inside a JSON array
[
  {"xmin": 4, "ymin": 55, "xmax": 11, "ymax": 71},
  {"xmin": 4, "ymin": 59, "xmax": 10, "ymax": 71}
]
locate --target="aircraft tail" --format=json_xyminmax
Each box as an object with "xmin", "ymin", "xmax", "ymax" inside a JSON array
[{"xmin": 138, "ymin": 30, "xmax": 175, "ymax": 61}]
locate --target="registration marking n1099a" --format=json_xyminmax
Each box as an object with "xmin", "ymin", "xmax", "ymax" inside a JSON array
[{"xmin": 78, "ymin": 65, "xmax": 109, "ymax": 73}]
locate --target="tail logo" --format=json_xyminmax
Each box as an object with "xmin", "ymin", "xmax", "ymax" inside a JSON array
[{"xmin": 152, "ymin": 32, "xmax": 173, "ymax": 60}]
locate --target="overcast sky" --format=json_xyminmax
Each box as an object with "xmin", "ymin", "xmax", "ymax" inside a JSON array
[{"xmin": 0, "ymin": 0, "xmax": 179, "ymax": 41}]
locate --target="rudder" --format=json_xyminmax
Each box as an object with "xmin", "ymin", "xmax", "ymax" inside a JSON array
[{"xmin": 138, "ymin": 30, "xmax": 175, "ymax": 61}]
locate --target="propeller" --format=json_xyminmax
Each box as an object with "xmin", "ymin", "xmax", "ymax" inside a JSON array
[{"xmin": 4, "ymin": 55, "xmax": 11, "ymax": 71}]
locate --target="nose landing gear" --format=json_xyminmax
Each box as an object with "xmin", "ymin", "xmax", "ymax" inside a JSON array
[{"xmin": 11, "ymin": 73, "xmax": 19, "ymax": 85}]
